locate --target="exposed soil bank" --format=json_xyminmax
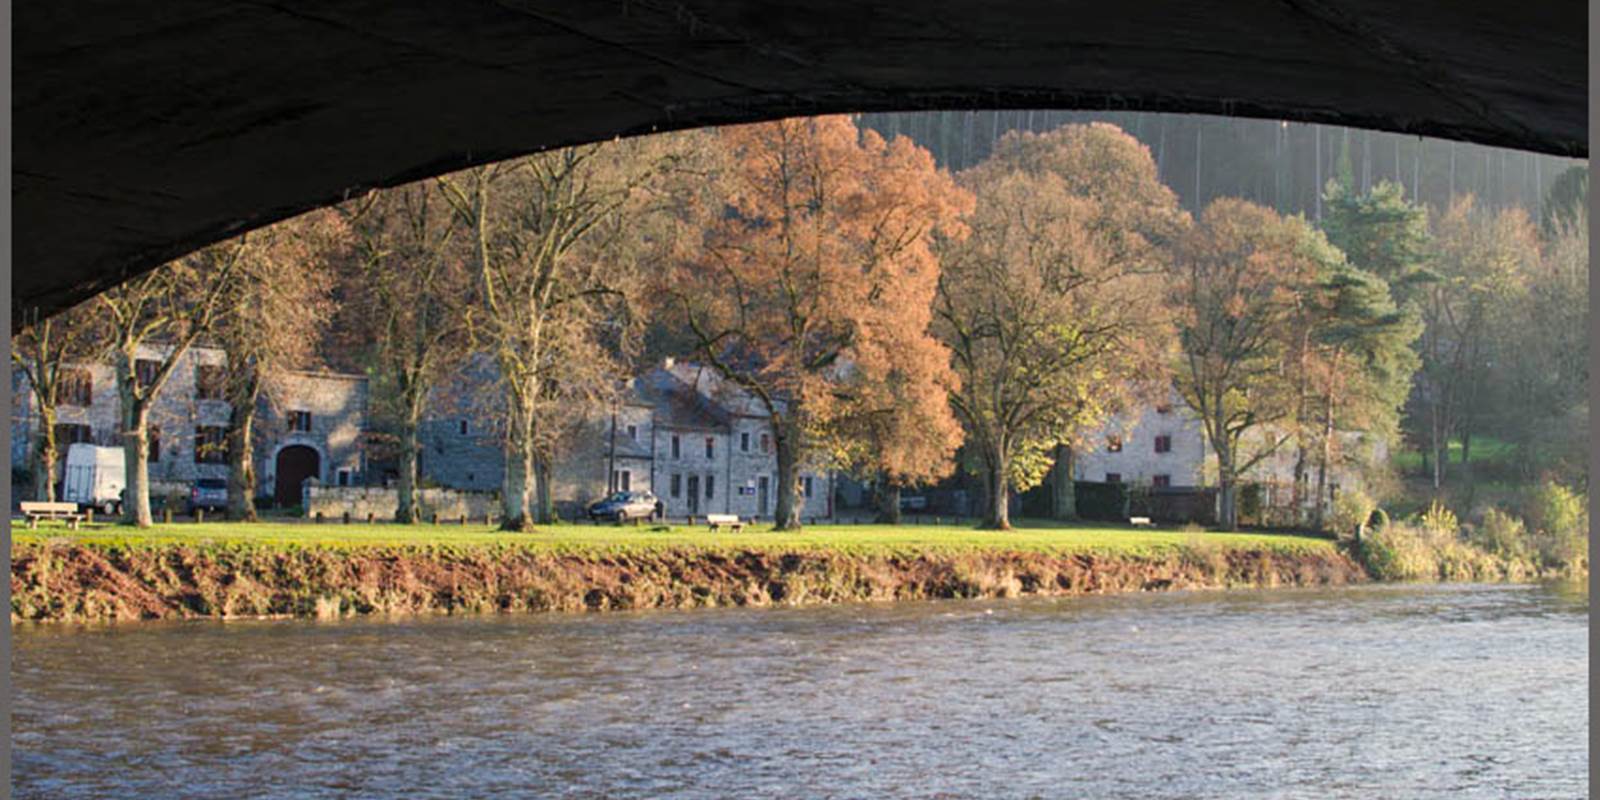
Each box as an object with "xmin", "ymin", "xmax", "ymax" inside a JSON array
[{"xmin": 12, "ymin": 540, "xmax": 1368, "ymax": 623}]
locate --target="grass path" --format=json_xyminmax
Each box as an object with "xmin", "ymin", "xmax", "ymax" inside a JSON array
[{"xmin": 14, "ymin": 517, "xmax": 1337, "ymax": 557}]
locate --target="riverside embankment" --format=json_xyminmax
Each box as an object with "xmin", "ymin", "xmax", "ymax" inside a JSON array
[{"xmin": 11, "ymin": 520, "xmax": 1369, "ymax": 623}]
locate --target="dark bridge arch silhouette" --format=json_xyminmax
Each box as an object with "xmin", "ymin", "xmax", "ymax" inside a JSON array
[{"xmin": 15, "ymin": 1, "xmax": 1587, "ymax": 325}]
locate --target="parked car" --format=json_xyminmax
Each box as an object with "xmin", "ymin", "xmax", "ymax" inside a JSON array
[
  {"xmin": 188, "ymin": 478, "xmax": 228, "ymax": 515},
  {"xmin": 587, "ymin": 491, "xmax": 659, "ymax": 522}
]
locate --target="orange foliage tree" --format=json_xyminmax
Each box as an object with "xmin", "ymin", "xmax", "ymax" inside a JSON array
[{"xmin": 665, "ymin": 115, "xmax": 972, "ymax": 530}]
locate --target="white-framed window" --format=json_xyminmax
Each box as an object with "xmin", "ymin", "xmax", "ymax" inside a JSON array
[{"xmin": 670, "ymin": 473, "xmax": 681, "ymax": 498}]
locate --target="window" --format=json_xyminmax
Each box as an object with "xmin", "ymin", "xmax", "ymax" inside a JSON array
[
  {"xmin": 195, "ymin": 364, "xmax": 226, "ymax": 401},
  {"xmin": 627, "ymin": 424, "xmax": 638, "ymax": 441},
  {"xmin": 1154, "ymin": 435, "xmax": 1172, "ymax": 454},
  {"xmin": 149, "ymin": 425, "xmax": 161, "ymax": 463},
  {"xmin": 194, "ymin": 426, "xmax": 227, "ymax": 464},
  {"xmin": 705, "ymin": 437, "xmax": 715, "ymax": 459},
  {"xmin": 803, "ymin": 476, "xmax": 814, "ymax": 498},
  {"xmin": 671, "ymin": 435, "xmax": 680, "ymax": 459},
  {"xmin": 1106, "ymin": 435, "xmax": 1123, "ymax": 453},
  {"xmin": 759, "ymin": 433, "xmax": 770, "ymax": 454},
  {"xmin": 337, "ymin": 468, "xmax": 351, "ymax": 487},
  {"xmin": 1105, "ymin": 473, "xmax": 1122, "ymax": 484},
  {"xmin": 1152, "ymin": 474, "xmax": 1172, "ymax": 488},
  {"xmin": 460, "ymin": 419, "xmax": 469, "ymax": 436},
  {"xmin": 54, "ymin": 423, "xmax": 92, "ymax": 447},
  {"xmin": 740, "ymin": 432, "xmax": 750, "ymax": 452},
  {"xmin": 134, "ymin": 358, "xmax": 161, "ymax": 388},
  {"xmin": 611, "ymin": 470, "xmax": 631, "ymax": 492},
  {"xmin": 288, "ymin": 410, "xmax": 313, "ymax": 433},
  {"xmin": 670, "ymin": 474, "xmax": 681, "ymax": 498},
  {"xmin": 61, "ymin": 368, "xmax": 92, "ymax": 407},
  {"xmin": 705, "ymin": 474, "xmax": 715, "ymax": 499}
]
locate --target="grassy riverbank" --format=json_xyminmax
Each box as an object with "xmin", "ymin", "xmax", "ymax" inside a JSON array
[{"xmin": 12, "ymin": 519, "xmax": 1360, "ymax": 623}]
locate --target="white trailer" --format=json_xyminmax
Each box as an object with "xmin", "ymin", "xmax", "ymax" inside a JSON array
[{"xmin": 61, "ymin": 443, "xmax": 126, "ymax": 515}]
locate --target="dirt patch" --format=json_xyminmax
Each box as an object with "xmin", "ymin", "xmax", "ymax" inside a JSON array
[{"xmin": 11, "ymin": 542, "xmax": 1368, "ymax": 624}]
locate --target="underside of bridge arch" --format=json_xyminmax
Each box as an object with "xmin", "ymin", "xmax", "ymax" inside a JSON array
[{"xmin": 14, "ymin": 0, "xmax": 1587, "ymax": 324}]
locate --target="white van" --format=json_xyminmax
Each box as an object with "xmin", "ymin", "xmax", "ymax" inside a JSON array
[{"xmin": 61, "ymin": 443, "xmax": 126, "ymax": 515}]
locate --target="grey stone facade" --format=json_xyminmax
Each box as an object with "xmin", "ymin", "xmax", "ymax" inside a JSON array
[
  {"xmin": 12, "ymin": 345, "xmax": 369, "ymax": 504},
  {"xmin": 415, "ymin": 361, "xmax": 834, "ymax": 520}
]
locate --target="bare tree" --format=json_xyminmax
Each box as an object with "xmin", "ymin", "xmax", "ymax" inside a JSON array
[
  {"xmin": 340, "ymin": 184, "xmax": 470, "ymax": 522},
  {"xmin": 100, "ymin": 248, "xmax": 242, "ymax": 526},
  {"xmin": 11, "ymin": 302, "xmax": 106, "ymax": 501},
  {"xmin": 211, "ymin": 210, "xmax": 345, "ymax": 521}
]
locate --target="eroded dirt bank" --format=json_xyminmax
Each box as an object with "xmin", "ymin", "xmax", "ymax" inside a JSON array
[{"xmin": 11, "ymin": 542, "xmax": 1366, "ymax": 623}]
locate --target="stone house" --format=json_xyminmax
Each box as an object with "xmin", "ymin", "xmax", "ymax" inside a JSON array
[
  {"xmin": 1072, "ymin": 390, "xmax": 1385, "ymax": 511},
  {"xmin": 415, "ymin": 359, "xmax": 834, "ymax": 520},
  {"xmin": 11, "ymin": 345, "xmax": 368, "ymax": 506}
]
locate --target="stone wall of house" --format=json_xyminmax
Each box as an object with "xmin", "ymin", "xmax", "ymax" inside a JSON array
[
  {"xmin": 256, "ymin": 371, "xmax": 369, "ymax": 500},
  {"xmin": 303, "ymin": 484, "xmax": 499, "ymax": 521},
  {"xmin": 417, "ymin": 416, "xmax": 504, "ymax": 492},
  {"xmin": 13, "ymin": 345, "xmax": 234, "ymax": 491},
  {"xmin": 1074, "ymin": 401, "xmax": 1209, "ymax": 488}
]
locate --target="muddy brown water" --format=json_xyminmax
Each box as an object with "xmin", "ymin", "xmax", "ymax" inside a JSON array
[{"xmin": 13, "ymin": 582, "xmax": 1589, "ymax": 798}]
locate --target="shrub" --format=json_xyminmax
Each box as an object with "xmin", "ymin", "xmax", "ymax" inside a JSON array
[
  {"xmin": 1420, "ymin": 500, "xmax": 1459, "ymax": 538},
  {"xmin": 1471, "ymin": 508, "xmax": 1528, "ymax": 559},
  {"xmin": 1327, "ymin": 489, "xmax": 1377, "ymax": 540},
  {"xmin": 1524, "ymin": 483, "xmax": 1588, "ymax": 571},
  {"xmin": 1074, "ymin": 481, "xmax": 1130, "ymax": 521}
]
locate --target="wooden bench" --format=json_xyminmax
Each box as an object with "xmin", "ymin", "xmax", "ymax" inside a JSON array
[
  {"xmin": 705, "ymin": 513, "xmax": 744, "ymax": 533},
  {"xmin": 1128, "ymin": 516, "xmax": 1153, "ymax": 528},
  {"xmin": 21, "ymin": 501, "xmax": 84, "ymax": 530}
]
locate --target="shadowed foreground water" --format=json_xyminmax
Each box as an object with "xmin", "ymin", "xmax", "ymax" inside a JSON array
[{"xmin": 13, "ymin": 583, "xmax": 1589, "ymax": 799}]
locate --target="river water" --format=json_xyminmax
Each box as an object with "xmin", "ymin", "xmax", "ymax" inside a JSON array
[{"xmin": 13, "ymin": 583, "xmax": 1589, "ymax": 799}]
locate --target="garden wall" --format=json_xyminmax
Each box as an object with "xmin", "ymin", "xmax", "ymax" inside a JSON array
[{"xmin": 303, "ymin": 485, "xmax": 499, "ymax": 522}]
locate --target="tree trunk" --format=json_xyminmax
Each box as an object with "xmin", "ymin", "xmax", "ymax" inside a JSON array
[
  {"xmin": 534, "ymin": 456, "xmax": 554, "ymax": 525},
  {"xmin": 122, "ymin": 408, "xmax": 153, "ymax": 528},
  {"xmin": 225, "ymin": 372, "xmax": 262, "ymax": 522},
  {"xmin": 772, "ymin": 424, "xmax": 803, "ymax": 531},
  {"xmin": 395, "ymin": 421, "xmax": 421, "ymax": 524},
  {"xmin": 499, "ymin": 400, "xmax": 537, "ymax": 531},
  {"xmin": 985, "ymin": 459, "xmax": 1010, "ymax": 530},
  {"xmin": 1216, "ymin": 454, "xmax": 1238, "ymax": 531},
  {"xmin": 226, "ymin": 409, "xmax": 258, "ymax": 522},
  {"xmin": 33, "ymin": 406, "xmax": 59, "ymax": 502},
  {"xmin": 874, "ymin": 477, "xmax": 902, "ymax": 524},
  {"xmin": 1050, "ymin": 444, "xmax": 1077, "ymax": 520}
]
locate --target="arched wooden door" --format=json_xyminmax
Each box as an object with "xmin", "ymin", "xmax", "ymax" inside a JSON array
[{"xmin": 275, "ymin": 445, "xmax": 320, "ymax": 508}]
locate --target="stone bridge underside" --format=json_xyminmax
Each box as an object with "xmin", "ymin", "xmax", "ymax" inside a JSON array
[{"xmin": 14, "ymin": 0, "xmax": 1587, "ymax": 324}]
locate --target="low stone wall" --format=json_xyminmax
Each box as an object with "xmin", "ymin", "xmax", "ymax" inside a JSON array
[{"xmin": 303, "ymin": 485, "xmax": 499, "ymax": 522}]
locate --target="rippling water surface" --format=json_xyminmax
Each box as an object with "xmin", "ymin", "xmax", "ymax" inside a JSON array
[{"xmin": 13, "ymin": 583, "xmax": 1589, "ymax": 798}]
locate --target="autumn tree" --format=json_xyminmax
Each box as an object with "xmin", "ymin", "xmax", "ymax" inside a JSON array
[
  {"xmin": 935, "ymin": 123, "xmax": 1187, "ymax": 529},
  {"xmin": 209, "ymin": 210, "xmax": 345, "ymax": 521},
  {"xmin": 340, "ymin": 183, "xmax": 471, "ymax": 523},
  {"xmin": 665, "ymin": 115, "xmax": 972, "ymax": 530},
  {"xmin": 1171, "ymin": 198, "xmax": 1334, "ymax": 530},
  {"xmin": 1416, "ymin": 196, "xmax": 1538, "ymax": 490},
  {"xmin": 1499, "ymin": 212, "xmax": 1588, "ymax": 484},
  {"xmin": 100, "ymin": 248, "xmax": 242, "ymax": 527},
  {"xmin": 11, "ymin": 301, "xmax": 107, "ymax": 501},
  {"xmin": 441, "ymin": 134, "xmax": 698, "ymax": 529}
]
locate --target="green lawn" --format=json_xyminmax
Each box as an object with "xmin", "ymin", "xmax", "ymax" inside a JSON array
[
  {"xmin": 13, "ymin": 517, "xmax": 1337, "ymax": 557},
  {"xmin": 1392, "ymin": 436, "xmax": 1516, "ymax": 474}
]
